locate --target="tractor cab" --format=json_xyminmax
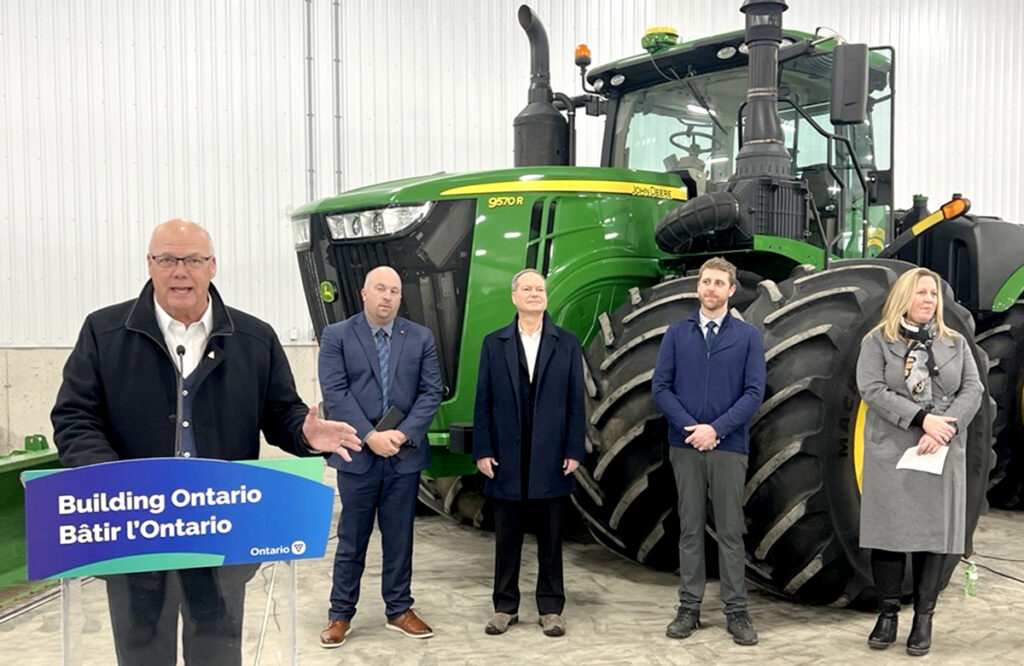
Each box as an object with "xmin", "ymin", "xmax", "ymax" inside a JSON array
[{"xmin": 586, "ymin": 29, "xmax": 894, "ymax": 259}]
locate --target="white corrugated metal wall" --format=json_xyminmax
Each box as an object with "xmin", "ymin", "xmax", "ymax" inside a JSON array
[
  {"xmin": 2, "ymin": 0, "xmax": 310, "ymax": 346},
  {"xmin": 3, "ymin": 0, "xmax": 1022, "ymax": 347}
]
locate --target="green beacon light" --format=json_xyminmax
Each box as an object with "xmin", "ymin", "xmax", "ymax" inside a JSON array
[{"xmin": 642, "ymin": 26, "xmax": 679, "ymax": 54}]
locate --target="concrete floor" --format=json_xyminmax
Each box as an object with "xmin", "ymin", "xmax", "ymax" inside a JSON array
[{"xmin": 2, "ymin": 490, "xmax": 1023, "ymax": 665}]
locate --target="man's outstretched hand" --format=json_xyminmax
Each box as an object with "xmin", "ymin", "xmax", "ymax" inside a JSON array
[{"xmin": 302, "ymin": 405, "xmax": 362, "ymax": 462}]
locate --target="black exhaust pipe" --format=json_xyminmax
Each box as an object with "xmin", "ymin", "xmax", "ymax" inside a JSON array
[{"xmin": 513, "ymin": 5, "xmax": 569, "ymax": 167}]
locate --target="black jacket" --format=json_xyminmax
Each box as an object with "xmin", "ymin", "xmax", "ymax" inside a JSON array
[
  {"xmin": 52, "ymin": 281, "xmax": 311, "ymax": 467},
  {"xmin": 472, "ymin": 314, "xmax": 586, "ymax": 500}
]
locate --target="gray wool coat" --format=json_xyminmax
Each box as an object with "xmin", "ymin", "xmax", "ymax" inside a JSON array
[{"xmin": 856, "ymin": 329, "xmax": 983, "ymax": 554}]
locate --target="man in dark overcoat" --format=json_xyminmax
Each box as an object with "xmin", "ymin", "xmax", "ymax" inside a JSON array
[{"xmin": 473, "ymin": 268, "xmax": 585, "ymax": 638}]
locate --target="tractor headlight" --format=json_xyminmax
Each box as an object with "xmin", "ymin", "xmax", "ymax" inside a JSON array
[
  {"xmin": 325, "ymin": 202, "xmax": 433, "ymax": 240},
  {"xmin": 292, "ymin": 216, "xmax": 311, "ymax": 250}
]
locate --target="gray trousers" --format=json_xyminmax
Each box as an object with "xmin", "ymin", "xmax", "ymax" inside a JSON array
[{"xmin": 669, "ymin": 446, "xmax": 748, "ymax": 614}]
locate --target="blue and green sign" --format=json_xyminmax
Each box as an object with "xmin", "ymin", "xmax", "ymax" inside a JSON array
[{"xmin": 23, "ymin": 457, "xmax": 333, "ymax": 579}]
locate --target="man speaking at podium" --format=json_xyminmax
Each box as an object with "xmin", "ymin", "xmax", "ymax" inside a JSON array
[{"xmin": 51, "ymin": 219, "xmax": 362, "ymax": 665}]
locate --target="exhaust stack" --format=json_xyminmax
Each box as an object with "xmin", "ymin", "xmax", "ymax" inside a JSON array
[{"xmin": 513, "ymin": 5, "xmax": 569, "ymax": 167}]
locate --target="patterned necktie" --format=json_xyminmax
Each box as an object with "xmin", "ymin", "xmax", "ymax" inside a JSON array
[
  {"xmin": 705, "ymin": 321, "xmax": 718, "ymax": 351},
  {"xmin": 375, "ymin": 329, "xmax": 390, "ymax": 411}
]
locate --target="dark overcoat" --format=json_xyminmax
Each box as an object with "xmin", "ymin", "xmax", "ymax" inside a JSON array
[{"xmin": 472, "ymin": 314, "xmax": 586, "ymax": 500}]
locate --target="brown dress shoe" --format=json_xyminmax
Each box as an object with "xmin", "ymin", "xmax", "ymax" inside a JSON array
[
  {"xmin": 319, "ymin": 619, "xmax": 351, "ymax": 648},
  {"xmin": 385, "ymin": 609, "xmax": 434, "ymax": 638}
]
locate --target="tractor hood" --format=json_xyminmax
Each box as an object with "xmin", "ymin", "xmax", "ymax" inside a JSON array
[{"xmin": 292, "ymin": 166, "xmax": 689, "ymax": 216}]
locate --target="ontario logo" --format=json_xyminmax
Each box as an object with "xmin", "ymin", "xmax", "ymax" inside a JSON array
[{"xmin": 250, "ymin": 541, "xmax": 306, "ymax": 557}]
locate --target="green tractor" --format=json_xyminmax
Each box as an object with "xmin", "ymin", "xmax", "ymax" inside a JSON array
[{"xmin": 291, "ymin": 1, "xmax": 1024, "ymax": 605}]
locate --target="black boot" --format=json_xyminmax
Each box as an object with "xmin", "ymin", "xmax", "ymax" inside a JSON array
[
  {"xmin": 869, "ymin": 549, "xmax": 906, "ymax": 650},
  {"xmin": 867, "ymin": 599, "xmax": 899, "ymax": 649},
  {"xmin": 906, "ymin": 613, "xmax": 933, "ymax": 656},
  {"xmin": 906, "ymin": 551, "xmax": 949, "ymax": 657}
]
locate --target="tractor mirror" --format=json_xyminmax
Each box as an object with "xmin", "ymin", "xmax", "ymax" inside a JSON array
[{"xmin": 830, "ymin": 43, "xmax": 869, "ymax": 125}]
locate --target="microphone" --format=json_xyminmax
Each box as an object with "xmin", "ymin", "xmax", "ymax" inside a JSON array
[{"xmin": 175, "ymin": 345, "xmax": 186, "ymax": 457}]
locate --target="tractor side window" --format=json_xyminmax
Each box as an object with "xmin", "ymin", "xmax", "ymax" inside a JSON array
[
  {"xmin": 865, "ymin": 80, "xmax": 892, "ymax": 171},
  {"xmin": 791, "ymin": 108, "xmax": 830, "ymax": 169}
]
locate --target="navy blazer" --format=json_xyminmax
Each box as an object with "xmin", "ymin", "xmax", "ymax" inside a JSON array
[
  {"xmin": 319, "ymin": 313, "xmax": 442, "ymax": 475},
  {"xmin": 652, "ymin": 309, "xmax": 765, "ymax": 454},
  {"xmin": 472, "ymin": 314, "xmax": 586, "ymax": 500}
]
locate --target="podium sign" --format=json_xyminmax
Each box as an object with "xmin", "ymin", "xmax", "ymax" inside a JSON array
[{"xmin": 23, "ymin": 457, "xmax": 332, "ymax": 580}]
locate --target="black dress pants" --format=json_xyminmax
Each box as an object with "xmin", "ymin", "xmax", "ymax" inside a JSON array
[
  {"xmin": 105, "ymin": 564, "xmax": 257, "ymax": 665},
  {"xmin": 492, "ymin": 497, "xmax": 565, "ymax": 616}
]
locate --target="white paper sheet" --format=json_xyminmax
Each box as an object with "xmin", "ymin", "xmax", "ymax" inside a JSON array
[{"xmin": 896, "ymin": 445, "xmax": 949, "ymax": 475}]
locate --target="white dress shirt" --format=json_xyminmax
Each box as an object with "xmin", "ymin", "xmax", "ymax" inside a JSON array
[
  {"xmin": 154, "ymin": 297, "xmax": 213, "ymax": 378},
  {"xmin": 518, "ymin": 322, "xmax": 543, "ymax": 381},
  {"xmin": 698, "ymin": 310, "xmax": 726, "ymax": 339}
]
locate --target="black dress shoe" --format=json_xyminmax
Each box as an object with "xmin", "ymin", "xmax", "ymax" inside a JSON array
[
  {"xmin": 906, "ymin": 613, "xmax": 933, "ymax": 656},
  {"xmin": 666, "ymin": 607, "xmax": 700, "ymax": 639},
  {"xmin": 867, "ymin": 600, "xmax": 899, "ymax": 649}
]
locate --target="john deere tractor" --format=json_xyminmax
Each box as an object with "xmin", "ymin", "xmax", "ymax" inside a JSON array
[{"xmin": 291, "ymin": 1, "xmax": 1024, "ymax": 605}]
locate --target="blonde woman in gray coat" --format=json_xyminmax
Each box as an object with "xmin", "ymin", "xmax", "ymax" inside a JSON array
[{"xmin": 856, "ymin": 267, "xmax": 983, "ymax": 657}]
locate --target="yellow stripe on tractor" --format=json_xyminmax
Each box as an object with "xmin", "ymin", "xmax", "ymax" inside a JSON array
[
  {"xmin": 853, "ymin": 399, "xmax": 869, "ymax": 493},
  {"xmin": 441, "ymin": 180, "xmax": 689, "ymax": 201}
]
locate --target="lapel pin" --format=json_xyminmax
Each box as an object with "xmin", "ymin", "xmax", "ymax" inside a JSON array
[{"xmin": 208, "ymin": 351, "xmax": 216, "ymax": 359}]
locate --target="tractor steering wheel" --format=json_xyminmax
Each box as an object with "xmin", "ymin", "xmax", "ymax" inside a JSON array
[{"xmin": 669, "ymin": 128, "xmax": 722, "ymax": 158}]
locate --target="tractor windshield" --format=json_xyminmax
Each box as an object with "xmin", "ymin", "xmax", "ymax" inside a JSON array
[
  {"xmin": 610, "ymin": 68, "xmax": 748, "ymax": 185},
  {"xmin": 609, "ymin": 49, "xmax": 892, "ymax": 255}
]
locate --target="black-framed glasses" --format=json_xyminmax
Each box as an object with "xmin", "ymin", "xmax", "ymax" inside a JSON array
[{"xmin": 149, "ymin": 254, "xmax": 214, "ymax": 270}]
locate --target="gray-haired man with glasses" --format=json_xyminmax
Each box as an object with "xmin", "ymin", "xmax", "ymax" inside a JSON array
[{"xmin": 52, "ymin": 219, "xmax": 362, "ymax": 665}]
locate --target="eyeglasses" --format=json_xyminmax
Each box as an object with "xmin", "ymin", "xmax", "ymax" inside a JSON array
[{"xmin": 149, "ymin": 254, "xmax": 214, "ymax": 270}]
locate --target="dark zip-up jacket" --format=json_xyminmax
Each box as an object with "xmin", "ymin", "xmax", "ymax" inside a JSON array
[
  {"xmin": 651, "ymin": 309, "xmax": 766, "ymax": 454},
  {"xmin": 52, "ymin": 281, "xmax": 312, "ymax": 467}
]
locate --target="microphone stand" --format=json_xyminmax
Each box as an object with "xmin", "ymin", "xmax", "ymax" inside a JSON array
[{"xmin": 175, "ymin": 344, "xmax": 186, "ymax": 457}]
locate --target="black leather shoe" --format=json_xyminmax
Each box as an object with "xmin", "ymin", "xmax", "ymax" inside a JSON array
[
  {"xmin": 868, "ymin": 600, "xmax": 899, "ymax": 649},
  {"xmin": 666, "ymin": 607, "xmax": 700, "ymax": 639},
  {"xmin": 906, "ymin": 613, "xmax": 932, "ymax": 656},
  {"xmin": 726, "ymin": 611, "xmax": 758, "ymax": 645}
]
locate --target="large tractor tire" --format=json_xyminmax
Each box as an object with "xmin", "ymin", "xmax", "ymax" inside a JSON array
[
  {"xmin": 741, "ymin": 259, "xmax": 994, "ymax": 605},
  {"xmin": 573, "ymin": 273, "xmax": 758, "ymax": 571},
  {"xmin": 418, "ymin": 475, "xmax": 492, "ymax": 529},
  {"xmin": 977, "ymin": 300, "xmax": 1024, "ymax": 508}
]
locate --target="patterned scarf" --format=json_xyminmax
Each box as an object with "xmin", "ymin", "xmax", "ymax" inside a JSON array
[{"xmin": 900, "ymin": 317, "xmax": 938, "ymax": 403}]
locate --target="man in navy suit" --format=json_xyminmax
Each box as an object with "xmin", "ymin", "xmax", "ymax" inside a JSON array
[
  {"xmin": 473, "ymin": 268, "xmax": 585, "ymax": 638},
  {"xmin": 653, "ymin": 257, "xmax": 765, "ymax": 646},
  {"xmin": 317, "ymin": 265, "xmax": 443, "ymax": 648}
]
